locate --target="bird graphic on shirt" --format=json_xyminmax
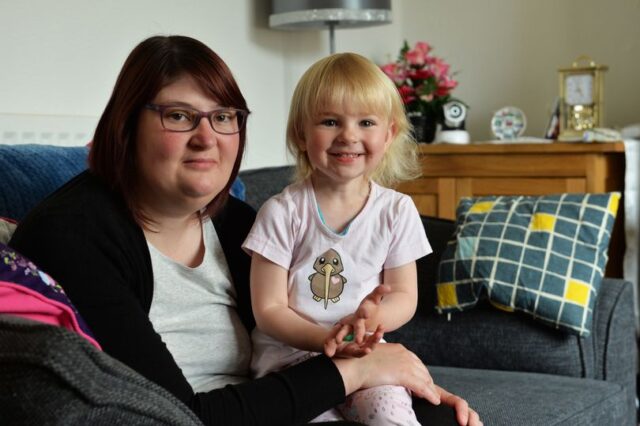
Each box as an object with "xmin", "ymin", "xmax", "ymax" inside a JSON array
[{"xmin": 308, "ymin": 248, "xmax": 347, "ymax": 309}]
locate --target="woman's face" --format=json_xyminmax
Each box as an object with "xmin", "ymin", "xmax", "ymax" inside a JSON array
[{"xmin": 135, "ymin": 75, "xmax": 239, "ymax": 216}]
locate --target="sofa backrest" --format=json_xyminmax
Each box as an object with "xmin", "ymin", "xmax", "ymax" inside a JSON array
[
  {"xmin": 238, "ymin": 165, "xmax": 295, "ymax": 211},
  {"xmin": 0, "ymin": 144, "xmax": 89, "ymax": 221}
]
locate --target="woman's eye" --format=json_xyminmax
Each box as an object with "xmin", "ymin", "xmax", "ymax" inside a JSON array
[
  {"xmin": 213, "ymin": 111, "xmax": 234, "ymax": 123},
  {"xmin": 165, "ymin": 109, "xmax": 194, "ymax": 122}
]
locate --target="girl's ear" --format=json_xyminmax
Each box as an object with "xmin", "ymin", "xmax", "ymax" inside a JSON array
[{"xmin": 384, "ymin": 121, "xmax": 397, "ymax": 150}]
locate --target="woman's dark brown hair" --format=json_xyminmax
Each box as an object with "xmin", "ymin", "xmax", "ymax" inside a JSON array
[{"xmin": 89, "ymin": 35, "xmax": 248, "ymax": 225}]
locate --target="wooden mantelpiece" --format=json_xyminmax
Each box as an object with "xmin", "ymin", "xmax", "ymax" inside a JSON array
[{"xmin": 397, "ymin": 142, "xmax": 626, "ymax": 277}]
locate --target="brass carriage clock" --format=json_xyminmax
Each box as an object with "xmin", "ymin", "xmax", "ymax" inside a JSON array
[{"xmin": 558, "ymin": 56, "xmax": 608, "ymax": 141}]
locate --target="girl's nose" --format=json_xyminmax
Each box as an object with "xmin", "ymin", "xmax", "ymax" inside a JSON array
[{"xmin": 339, "ymin": 123, "xmax": 359, "ymax": 143}]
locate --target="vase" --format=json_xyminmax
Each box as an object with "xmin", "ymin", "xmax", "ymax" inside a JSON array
[{"xmin": 408, "ymin": 112, "xmax": 437, "ymax": 143}]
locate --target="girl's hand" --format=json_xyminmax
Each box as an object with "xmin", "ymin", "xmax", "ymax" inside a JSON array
[
  {"xmin": 324, "ymin": 324, "xmax": 384, "ymax": 358},
  {"xmin": 337, "ymin": 284, "xmax": 391, "ymax": 345}
]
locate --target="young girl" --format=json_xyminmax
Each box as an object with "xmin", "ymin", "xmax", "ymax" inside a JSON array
[{"xmin": 242, "ymin": 52, "xmax": 431, "ymax": 425}]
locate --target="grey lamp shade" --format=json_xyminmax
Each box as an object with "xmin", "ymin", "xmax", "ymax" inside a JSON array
[{"xmin": 269, "ymin": 0, "xmax": 392, "ymax": 30}]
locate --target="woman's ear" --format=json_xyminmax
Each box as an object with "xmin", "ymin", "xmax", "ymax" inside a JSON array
[{"xmin": 295, "ymin": 131, "xmax": 307, "ymax": 152}]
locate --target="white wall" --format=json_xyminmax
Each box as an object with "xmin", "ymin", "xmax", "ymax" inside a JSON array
[
  {"xmin": 1, "ymin": 0, "xmax": 639, "ymax": 169},
  {"xmin": 0, "ymin": 0, "xmax": 290, "ymax": 169}
]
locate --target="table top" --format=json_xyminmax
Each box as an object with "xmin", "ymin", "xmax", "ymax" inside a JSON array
[{"xmin": 418, "ymin": 141, "xmax": 625, "ymax": 155}]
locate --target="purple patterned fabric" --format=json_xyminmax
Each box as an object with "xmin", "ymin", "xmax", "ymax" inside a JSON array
[{"xmin": 0, "ymin": 242, "xmax": 100, "ymax": 348}]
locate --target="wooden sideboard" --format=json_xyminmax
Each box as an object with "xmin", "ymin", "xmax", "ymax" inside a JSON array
[{"xmin": 397, "ymin": 142, "xmax": 626, "ymax": 277}]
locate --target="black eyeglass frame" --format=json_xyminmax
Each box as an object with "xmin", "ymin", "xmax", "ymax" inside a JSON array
[{"xmin": 144, "ymin": 103, "xmax": 250, "ymax": 134}]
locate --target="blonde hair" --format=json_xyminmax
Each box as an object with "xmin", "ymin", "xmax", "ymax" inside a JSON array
[{"xmin": 286, "ymin": 52, "xmax": 421, "ymax": 187}]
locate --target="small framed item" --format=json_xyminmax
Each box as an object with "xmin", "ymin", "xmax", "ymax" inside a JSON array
[
  {"xmin": 558, "ymin": 56, "xmax": 608, "ymax": 141},
  {"xmin": 491, "ymin": 106, "xmax": 526, "ymax": 140}
]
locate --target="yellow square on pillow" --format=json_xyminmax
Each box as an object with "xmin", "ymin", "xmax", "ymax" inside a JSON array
[
  {"xmin": 564, "ymin": 279, "xmax": 590, "ymax": 306},
  {"xmin": 530, "ymin": 213, "xmax": 556, "ymax": 232}
]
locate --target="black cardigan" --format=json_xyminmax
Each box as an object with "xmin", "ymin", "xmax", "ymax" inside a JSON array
[{"xmin": 9, "ymin": 171, "xmax": 345, "ymax": 425}]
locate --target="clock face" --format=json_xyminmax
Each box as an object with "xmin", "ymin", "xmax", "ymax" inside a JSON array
[{"xmin": 565, "ymin": 74, "xmax": 593, "ymax": 106}]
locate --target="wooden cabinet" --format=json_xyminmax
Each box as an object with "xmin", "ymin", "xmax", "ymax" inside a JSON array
[{"xmin": 397, "ymin": 142, "xmax": 626, "ymax": 277}]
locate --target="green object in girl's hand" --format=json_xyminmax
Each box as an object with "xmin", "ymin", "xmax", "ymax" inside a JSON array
[{"xmin": 344, "ymin": 333, "xmax": 354, "ymax": 342}]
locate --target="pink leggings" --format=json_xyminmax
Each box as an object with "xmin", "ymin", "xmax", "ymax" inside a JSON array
[{"xmin": 311, "ymin": 385, "xmax": 420, "ymax": 425}]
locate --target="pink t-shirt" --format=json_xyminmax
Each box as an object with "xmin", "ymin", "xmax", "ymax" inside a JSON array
[{"xmin": 242, "ymin": 179, "xmax": 430, "ymax": 377}]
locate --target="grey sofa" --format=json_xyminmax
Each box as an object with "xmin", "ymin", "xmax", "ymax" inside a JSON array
[
  {"xmin": 240, "ymin": 165, "xmax": 638, "ymax": 426},
  {"xmin": 0, "ymin": 145, "xmax": 637, "ymax": 425}
]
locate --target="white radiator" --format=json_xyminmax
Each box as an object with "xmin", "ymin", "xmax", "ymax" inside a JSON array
[{"xmin": 0, "ymin": 113, "xmax": 98, "ymax": 147}]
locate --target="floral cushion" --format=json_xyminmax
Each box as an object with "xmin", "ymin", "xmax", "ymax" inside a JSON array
[
  {"xmin": 0, "ymin": 242, "xmax": 100, "ymax": 349},
  {"xmin": 436, "ymin": 193, "xmax": 620, "ymax": 336}
]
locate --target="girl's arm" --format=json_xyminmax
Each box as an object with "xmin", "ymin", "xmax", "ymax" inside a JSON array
[
  {"xmin": 332, "ymin": 262, "xmax": 418, "ymax": 347},
  {"xmin": 364, "ymin": 261, "xmax": 418, "ymax": 332},
  {"xmin": 250, "ymin": 252, "xmax": 330, "ymax": 352}
]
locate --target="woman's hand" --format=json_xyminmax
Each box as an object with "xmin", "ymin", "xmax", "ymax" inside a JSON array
[
  {"xmin": 437, "ymin": 384, "xmax": 483, "ymax": 426},
  {"xmin": 333, "ymin": 342, "xmax": 441, "ymax": 405},
  {"xmin": 332, "ymin": 343, "xmax": 482, "ymax": 425}
]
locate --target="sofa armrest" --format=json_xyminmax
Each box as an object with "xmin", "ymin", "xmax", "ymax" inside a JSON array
[{"xmin": 593, "ymin": 278, "xmax": 637, "ymax": 416}]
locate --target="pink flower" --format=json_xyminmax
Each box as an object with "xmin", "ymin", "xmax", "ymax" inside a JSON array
[
  {"xmin": 430, "ymin": 57, "xmax": 451, "ymax": 79},
  {"xmin": 398, "ymin": 85, "xmax": 417, "ymax": 104},
  {"xmin": 381, "ymin": 63, "xmax": 407, "ymax": 85},
  {"xmin": 435, "ymin": 76, "xmax": 458, "ymax": 97},
  {"xmin": 409, "ymin": 69, "xmax": 433, "ymax": 81},
  {"xmin": 405, "ymin": 49, "xmax": 426, "ymax": 66},
  {"xmin": 414, "ymin": 41, "xmax": 431, "ymax": 54}
]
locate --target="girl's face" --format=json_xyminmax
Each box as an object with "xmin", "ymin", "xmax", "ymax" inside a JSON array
[
  {"xmin": 298, "ymin": 103, "xmax": 394, "ymax": 186},
  {"xmin": 135, "ymin": 75, "xmax": 240, "ymax": 216}
]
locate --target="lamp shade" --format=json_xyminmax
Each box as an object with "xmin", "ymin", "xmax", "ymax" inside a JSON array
[{"xmin": 269, "ymin": 0, "xmax": 392, "ymax": 30}]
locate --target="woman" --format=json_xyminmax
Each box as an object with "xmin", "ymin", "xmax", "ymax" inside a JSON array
[{"xmin": 9, "ymin": 35, "xmax": 480, "ymax": 426}]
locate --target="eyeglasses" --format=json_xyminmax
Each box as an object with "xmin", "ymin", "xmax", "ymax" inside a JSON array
[{"xmin": 144, "ymin": 103, "xmax": 250, "ymax": 134}]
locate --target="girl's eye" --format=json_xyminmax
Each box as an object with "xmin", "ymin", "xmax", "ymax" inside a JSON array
[
  {"xmin": 321, "ymin": 119, "xmax": 338, "ymax": 127},
  {"xmin": 164, "ymin": 108, "xmax": 194, "ymax": 123},
  {"xmin": 360, "ymin": 119, "xmax": 376, "ymax": 127}
]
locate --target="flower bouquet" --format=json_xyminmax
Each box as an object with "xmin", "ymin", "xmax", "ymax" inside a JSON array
[{"xmin": 381, "ymin": 40, "xmax": 461, "ymax": 141}]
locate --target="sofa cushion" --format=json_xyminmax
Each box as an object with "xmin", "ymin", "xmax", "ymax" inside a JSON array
[
  {"xmin": 436, "ymin": 193, "xmax": 620, "ymax": 336},
  {"xmin": 0, "ymin": 144, "xmax": 89, "ymax": 221},
  {"xmin": 431, "ymin": 366, "xmax": 628, "ymax": 426}
]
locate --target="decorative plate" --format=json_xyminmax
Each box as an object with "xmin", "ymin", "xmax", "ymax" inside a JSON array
[{"xmin": 491, "ymin": 106, "xmax": 527, "ymax": 140}]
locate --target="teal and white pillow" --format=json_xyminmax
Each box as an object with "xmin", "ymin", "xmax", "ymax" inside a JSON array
[{"xmin": 436, "ymin": 192, "xmax": 620, "ymax": 336}]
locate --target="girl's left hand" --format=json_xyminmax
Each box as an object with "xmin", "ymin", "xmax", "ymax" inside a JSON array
[{"xmin": 338, "ymin": 284, "xmax": 391, "ymax": 345}]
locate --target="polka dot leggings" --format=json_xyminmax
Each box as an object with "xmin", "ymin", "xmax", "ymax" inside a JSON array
[{"xmin": 311, "ymin": 385, "xmax": 420, "ymax": 425}]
